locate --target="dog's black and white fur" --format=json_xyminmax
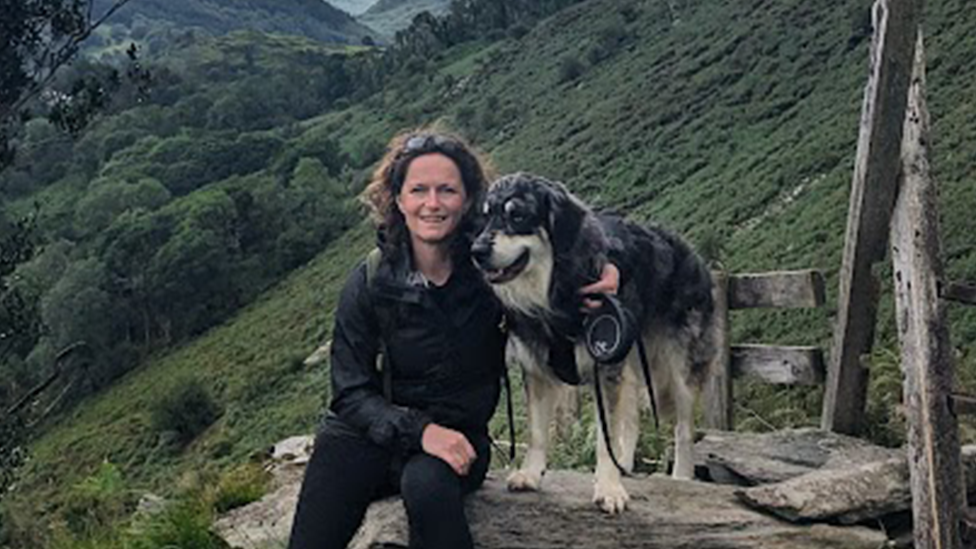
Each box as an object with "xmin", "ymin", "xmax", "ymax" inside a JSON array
[{"xmin": 471, "ymin": 173, "xmax": 715, "ymax": 514}]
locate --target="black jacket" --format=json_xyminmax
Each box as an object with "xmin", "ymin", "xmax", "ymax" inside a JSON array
[{"xmin": 328, "ymin": 248, "xmax": 506, "ymax": 455}]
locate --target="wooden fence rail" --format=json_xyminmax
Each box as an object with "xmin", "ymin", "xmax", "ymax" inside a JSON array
[{"xmin": 704, "ymin": 270, "xmax": 826, "ymax": 430}]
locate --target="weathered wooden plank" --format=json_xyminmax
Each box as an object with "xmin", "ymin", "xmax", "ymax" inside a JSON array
[
  {"xmin": 728, "ymin": 270, "xmax": 826, "ymax": 310},
  {"xmin": 731, "ymin": 345, "xmax": 825, "ymax": 385},
  {"xmin": 890, "ymin": 32, "xmax": 963, "ymax": 549},
  {"xmin": 822, "ymin": 0, "xmax": 924, "ymax": 435},
  {"xmin": 704, "ymin": 271, "xmax": 733, "ymax": 430},
  {"xmin": 949, "ymin": 394, "xmax": 976, "ymax": 417},
  {"xmin": 942, "ymin": 282, "xmax": 976, "ymax": 306}
]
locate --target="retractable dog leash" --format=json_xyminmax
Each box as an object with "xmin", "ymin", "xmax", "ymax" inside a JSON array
[{"xmin": 583, "ymin": 293, "xmax": 659, "ymax": 476}]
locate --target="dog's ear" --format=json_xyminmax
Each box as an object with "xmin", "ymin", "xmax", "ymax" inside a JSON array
[{"xmin": 542, "ymin": 179, "xmax": 586, "ymax": 256}]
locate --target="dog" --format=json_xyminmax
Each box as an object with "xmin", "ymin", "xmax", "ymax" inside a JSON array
[{"xmin": 471, "ymin": 172, "xmax": 715, "ymax": 514}]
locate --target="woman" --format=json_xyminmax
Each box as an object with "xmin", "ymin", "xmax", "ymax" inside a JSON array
[{"xmin": 288, "ymin": 130, "xmax": 617, "ymax": 549}]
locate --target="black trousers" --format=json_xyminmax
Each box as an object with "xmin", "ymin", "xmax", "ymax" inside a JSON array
[{"xmin": 287, "ymin": 416, "xmax": 491, "ymax": 549}]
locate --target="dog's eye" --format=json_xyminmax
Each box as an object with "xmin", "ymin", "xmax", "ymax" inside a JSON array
[{"xmin": 509, "ymin": 211, "xmax": 527, "ymax": 224}]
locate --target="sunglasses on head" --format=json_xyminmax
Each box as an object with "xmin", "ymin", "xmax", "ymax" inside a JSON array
[{"xmin": 400, "ymin": 133, "xmax": 459, "ymax": 155}]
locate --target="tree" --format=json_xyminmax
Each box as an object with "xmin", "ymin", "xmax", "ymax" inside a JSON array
[
  {"xmin": 0, "ymin": 210, "xmax": 39, "ymax": 503},
  {"xmin": 0, "ymin": 0, "xmax": 143, "ymax": 170},
  {"xmin": 0, "ymin": 211, "xmax": 40, "ymax": 368}
]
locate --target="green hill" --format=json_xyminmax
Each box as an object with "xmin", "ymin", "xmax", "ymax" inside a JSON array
[
  {"xmin": 87, "ymin": 0, "xmax": 376, "ymax": 55},
  {"xmin": 3, "ymin": 0, "xmax": 976, "ymax": 546},
  {"xmin": 358, "ymin": 0, "xmax": 452, "ymax": 38}
]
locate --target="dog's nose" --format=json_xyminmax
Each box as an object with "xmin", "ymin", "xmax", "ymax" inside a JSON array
[{"xmin": 471, "ymin": 235, "xmax": 492, "ymax": 266}]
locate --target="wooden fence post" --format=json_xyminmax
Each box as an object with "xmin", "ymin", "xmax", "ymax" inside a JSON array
[
  {"xmin": 822, "ymin": 0, "xmax": 923, "ymax": 434},
  {"xmin": 704, "ymin": 270, "xmax": 732, "ymax": 430},
  {"xmin": 890, "ymin": 32, "xmax": 963, "ymax": 549}
]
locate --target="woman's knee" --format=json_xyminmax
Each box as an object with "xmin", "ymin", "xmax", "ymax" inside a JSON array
[{"xmin": 400, "ymin": 454, "xmax": 461, "ymax": 510}]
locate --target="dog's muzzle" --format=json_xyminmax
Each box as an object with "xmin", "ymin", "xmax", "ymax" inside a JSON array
[
  {"xmin": 471, "ymin": 235, "xmax": 493, "ymax": 267},
  {"xmin": 471, "ymin": 234, "xmax": 530, "ymax": 284}
]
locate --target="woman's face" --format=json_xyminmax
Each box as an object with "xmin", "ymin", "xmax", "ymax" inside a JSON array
[{"xmin": 397, "ymin": 153, "xmax": 468, "ymax": 248}]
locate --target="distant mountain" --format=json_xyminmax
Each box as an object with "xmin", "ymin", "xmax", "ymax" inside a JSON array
[
  {"xmin": 358, "ymin": 0, "xmax": 452, "ymax": 38},
  {"xmin": 328, "ymin": 0, "xmax": 376, "ymax": 16},
  {"xmin": 92, "ymin": 0, "xmax": 377, "ymax": 46}
]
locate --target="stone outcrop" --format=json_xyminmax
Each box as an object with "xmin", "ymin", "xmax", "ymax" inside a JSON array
[
  {"xmin": 735, "ymin": 457, "xmax": 911, "ymax": 524},
  {"xmin": 345, "ymin": 471, "xmax": 887, "ymax": 549},
  {"xmin": 693, "ymin": 428, "xmax": 903, "ymax": 485},
  {"xmin": 213, "ymin": 431, "xmax": 896, "ymax": 549}
]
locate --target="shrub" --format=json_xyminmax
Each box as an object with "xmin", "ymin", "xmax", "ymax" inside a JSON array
[
  {"xmin": 557, "ymin": 55, "xmax": 584, "ymax": 83},
  {"xmin": 587, "ymin": 43, "xmax": 610, "ymax": 65},
  {"xmin": 61, "ymin": 461, "xmax": 132, "ymax": 537},
  {"xmin": 455, "ymin": 106, "xmax": 476, "ymax": 131},
  {"xmin": 128, "ymin": 499, "xmax": 225, "ymax": 549},
  {"xmin": 150, "ymin": 379, "xmax": 222, "ymax": 448},
  {"xmin": 619, "ymin": 4, "xmax": 640, "ymax": 23},
  {"xmin": 508, "ymin": 24, "xmax": 529, "ymax": 40},
  {"xmin": 209, "ymin": 463, "xmax": 270, "ymax": 514}
]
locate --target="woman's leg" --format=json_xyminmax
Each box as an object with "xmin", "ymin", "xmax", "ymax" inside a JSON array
[
  {"xmin": 288, "ymin": 418, "xmax": 393, "ymax": 549},
  {"xmin": 399, "ymin": 433, "xmax": 490, "ymax": 549}
]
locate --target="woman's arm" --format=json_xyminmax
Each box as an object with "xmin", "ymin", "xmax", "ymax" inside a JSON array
[{"xmin": 328, "ymin": 263, "xmax": 431, "ymax": 453}]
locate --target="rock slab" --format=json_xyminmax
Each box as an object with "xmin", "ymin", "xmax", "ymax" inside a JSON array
[
  {"xmin": 694, "ymin": 428, "xmax": 902, "ymax": 485},
  {"xmin": 215, "ymin": 470, "xmax": 887, "ymax": 549},
  {"xmin": 736, "ymin": 457, "xmax": 911, "ymax": 524}
]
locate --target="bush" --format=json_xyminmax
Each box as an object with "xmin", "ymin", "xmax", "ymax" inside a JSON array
[
  {"xmin": 128, "ymin": 499, "xmax": 225, "ymax": 549},
  {"xmin": 557, "ymin": 55, "xmax": 584, "ymax": 83},
  {"xmin": 587, "ymin": 43, "xmax": 610, "ymax": 65},
  {"xmin": 61, "ymin": 461, "xmax": 131, "ymax": 537},
  {"xmin": 209, "ymin": 463, "xmax": 270, "ymax": 514},
  {"xmin": 619, "ymin": 4, "xmax": 640, "ymax": 23},
  {"xmin": 508, "ymin": 24, "xmax": 530, "ymax": 40},
  {"xmin": 150, "ymin": 379, "xmax": 222, "ymax": 448}
]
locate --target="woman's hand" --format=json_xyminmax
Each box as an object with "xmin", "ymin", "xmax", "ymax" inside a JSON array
[
  {"xmin": 421, "ymin": 423, "xmax": 476, "ymax": 476},
  {"xmin": 579, "ymin": 263, "xmax": 620, "ymax": 309}
]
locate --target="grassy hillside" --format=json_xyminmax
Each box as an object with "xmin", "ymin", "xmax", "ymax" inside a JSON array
[
  {"xmin": 359, "ymin": 0, "xmax": 452, "ymax": 38},
  {"xmin": 4, "ymin": 0, "xmax": 976, "ymax": 546},
  {"xmin": 2, "ymin": 224, "xmax": 373, "ymax": 547},
  {"xmin": 86, "ymin": 0, "xmax": 375, "ymax": 57}
]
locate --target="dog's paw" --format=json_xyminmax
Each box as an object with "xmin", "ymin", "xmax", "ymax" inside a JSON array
[
  {"xmin": 507, "ymin": 469, "xmax": 542, "ymax": 492},
  {"xmin": 593, "ymin": 481, "xmax": 629, "ymax": 514}
]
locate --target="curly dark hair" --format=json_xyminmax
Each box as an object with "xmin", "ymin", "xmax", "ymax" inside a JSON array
[{"xmin": 361, "ymin": 128, "xmax": 493, "ymax": 261}]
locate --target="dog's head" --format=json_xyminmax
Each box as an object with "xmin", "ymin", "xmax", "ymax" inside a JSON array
[{"xmin": 471, "ymin": 172, "xmax": 588, "ymax": 285}]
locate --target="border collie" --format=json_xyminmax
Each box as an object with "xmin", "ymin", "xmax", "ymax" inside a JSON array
[{"xmin": 471, "ymin": 172, "xmax": 715, "ymax": 514}]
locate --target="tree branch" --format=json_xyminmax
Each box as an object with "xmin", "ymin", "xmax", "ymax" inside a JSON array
[{"xmin": 0, "ymin": 0, "xmax": 136, "ymax": 124}]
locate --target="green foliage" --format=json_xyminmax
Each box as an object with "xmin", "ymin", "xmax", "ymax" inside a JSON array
[
  {"xmin": 74, "ymin": 177, "xmax": 171, "ymax": 237},
  {"xmin": 0, "ymin": 413, "xmax": 28, "ymax": 504},
  {"xmin": 0, "ymin": 1, "xmax": 153, "ymax": 171},
  {"xmin": 557, "ymin": 55, "xmax": 584, "ymax": 83},
  {"xmin": 209, "ymin": 463, "xmax": 270, "ymax": 514},
  {"xmin": 60, "ymin": 462, "xmax": 131, "ymax": 538},
  {"xmin": 150, "ymin": 379, "xmax": 222, "ymax": 449},
  {"xmin": 127, "ymin": 499, "xmax": 227, "ymax": 549}
]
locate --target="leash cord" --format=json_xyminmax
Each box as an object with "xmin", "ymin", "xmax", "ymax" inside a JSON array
[
  {"xmin": 592, "ymin": 337, "xmax": 660, "ymax": 477},
  {"xmin": 636, "ymin": 337, "xmax": 660, "ymax": 430},
  {"xmin": 592, "ymin": 366, "xmax": 630, "ymax": 476},
  {"xmin": 504, "ymin": 368, "xmax": 516, "ymax": 463}
]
